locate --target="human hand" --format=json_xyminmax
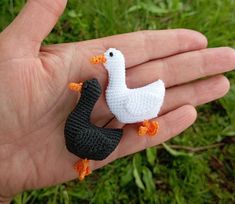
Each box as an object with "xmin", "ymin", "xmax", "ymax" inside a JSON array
[{"xmin": 0, "ymin": 0, "xmax": 235, "ymax": 202}]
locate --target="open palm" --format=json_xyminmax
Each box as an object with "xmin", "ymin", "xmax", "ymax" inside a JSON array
[{"xmin": 0, "ymin": 0, "xmax": 235, "ymax": 202}]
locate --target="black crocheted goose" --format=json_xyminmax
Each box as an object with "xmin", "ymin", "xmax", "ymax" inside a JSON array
[{"xmin": 64, "ymin": 79, "xmax": 123, "ymax": 180}]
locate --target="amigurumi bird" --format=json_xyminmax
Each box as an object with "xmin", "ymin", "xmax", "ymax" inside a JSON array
[
  {"xmin": 91, "ymin": 48, "xmax": 165, "ymax": 136},
  {"xmin": 64, "ymin": 79, "xmax": 123, "ymax": 180},
  {"xmin": 65, "ymin": 48, "xmax": 165, "ymax": 180}
]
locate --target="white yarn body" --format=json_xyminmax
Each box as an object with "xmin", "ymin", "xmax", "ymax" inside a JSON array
[
  {"xmin": 104, "ymin": 49, "xmax": 165, "ymax": 124},
  {"xmin": 106, "ymin": 81, "xmax": 165, "ymax": 123}
]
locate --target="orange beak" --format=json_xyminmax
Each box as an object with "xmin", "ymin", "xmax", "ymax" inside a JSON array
[{"xmin": 90, "ymin": 54, "xmax": 106, "ymax": 64}]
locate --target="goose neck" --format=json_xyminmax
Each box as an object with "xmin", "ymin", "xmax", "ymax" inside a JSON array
[{"xmin": 107, "ymin": 68, "xmax": 127, "ymax": 90}]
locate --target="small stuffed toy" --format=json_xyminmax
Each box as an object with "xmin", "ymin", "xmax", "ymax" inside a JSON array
[
  {"xmin": 65, "ymin": 48, "xmax": 165, "ymax": 180},
  {"xmin": 64, "ymin": 79, "xmax": 123, "ymax": 180},
  {"xmin": 91, "ymin": 48, "xmax": 165, "ymax": 136}
]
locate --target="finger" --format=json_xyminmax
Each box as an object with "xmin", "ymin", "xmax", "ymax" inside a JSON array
[
  {"xmin": 71, "ymin": 29, "xmax": 207, "ymax": 71},
  {"xmin": 104, "ymin": 75, "xmax": 229, "ymax": 126},
  {"xmin": 92, "ymin": 105, "xmax": 197, "ymax": 170},
  {"xmin": 100, "ymin": 48, "xmax": 233, "ymax": 125},
  {"xmin": 86, "ymin": 47, "xmax": 233, "ymax": 127},
  {"xmin": 101, "ymin": 29, "xmax": 208, "ymax": 67},
  {"xmin": 2, "ymin": 0, "xmax": 67, "ymax": 52},
  {"xmin": 160, "ymin": 75, "xmax": 230, "ymax": 115},
  {"xmin": 126, "ymin": 47, "xmax": 235, "ymax": 88},
  {"xmin": 66, "ymin": 29, "xmax": 208, "ymax": 119}
]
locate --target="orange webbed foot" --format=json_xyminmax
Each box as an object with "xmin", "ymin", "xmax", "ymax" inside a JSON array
[
  {"xmin": 138, "ymin": 120, "xmax": 159, "ymax": 137},
  {"xmin": 69, "ymin": 82, "xmax": 83, "ymax": 92},
  {"xmin": 74, "ymin": 159, "xmax": 91, "ymax": 180},
  {"xmin": 138, "ymin": 123, "xmax": 148, "ymax": 136}
]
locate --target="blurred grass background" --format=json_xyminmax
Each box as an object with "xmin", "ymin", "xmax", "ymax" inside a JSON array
[{"xmin": 0, "ymin": 0, "xmax": 235, "ymax": 203}]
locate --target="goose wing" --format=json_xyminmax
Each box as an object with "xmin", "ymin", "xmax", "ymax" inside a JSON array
[
  {"xmin": 124, "ymin": 80, "xmax": 165, "ymax": 116},
  {"xmin": 124, "ymin": 91, "xmax": 162, "ymax": 116}
]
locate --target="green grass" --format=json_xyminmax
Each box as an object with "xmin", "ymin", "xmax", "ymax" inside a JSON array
[{"xmin": 1, "ymin": 0, "xmax": 235, "ymax": 203}]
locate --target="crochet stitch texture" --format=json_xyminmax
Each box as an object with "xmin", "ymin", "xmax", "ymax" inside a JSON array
[
  {"xmin": 104, "ymin": 48, "xmax": 166, "ymax": 123},
  {"xmin": 64, "ymin": 79, "xmax": 123, "ymax": 160}
]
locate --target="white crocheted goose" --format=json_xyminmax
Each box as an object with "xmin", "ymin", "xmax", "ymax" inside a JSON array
[{"xmin": 91, "ymin": 48, "xmax": 165, "ymax": 136}]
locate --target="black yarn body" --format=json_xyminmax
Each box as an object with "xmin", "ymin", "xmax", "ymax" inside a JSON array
[{"xmin": 64, "ymin": 79, "xmax": 123, "ymax": 160}]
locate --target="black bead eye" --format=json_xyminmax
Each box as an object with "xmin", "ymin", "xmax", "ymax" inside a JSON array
[{"xmin": 109, "ymin": 52, "xmax": 113, "ymax": 57}]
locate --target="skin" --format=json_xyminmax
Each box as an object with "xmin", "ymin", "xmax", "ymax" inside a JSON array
[{"xmin": 0, "ymin": 0, "xmax": 234, "ymax": 203}]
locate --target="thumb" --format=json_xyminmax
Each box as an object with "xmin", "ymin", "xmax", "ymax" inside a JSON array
[{"xmin": 2, "ymin": 0, "xmax": 67, "ymax": 53}]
